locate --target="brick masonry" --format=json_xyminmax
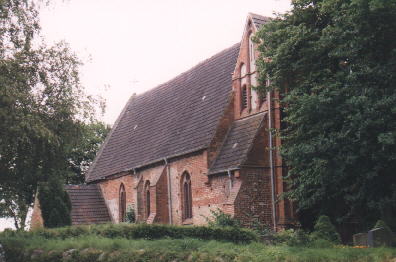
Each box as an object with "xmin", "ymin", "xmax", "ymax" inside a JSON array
[{"xmin": 30, "ymin": 14, "xmax": 295, "ymax": 230}]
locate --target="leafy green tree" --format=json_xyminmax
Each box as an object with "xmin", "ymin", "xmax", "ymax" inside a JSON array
[
  {"xmin": 37, "ymin": 175, "xmax": 71, "ymax": 228},
  {"xmin": 66, "ymin": 121, "xmax": 110, "ymax": 185},
  {"xmin": 255, "ymin": 0, "xmax": 396, "ymax": 230},
  {"xmin": 0, "ymin": 0, "xmax": 102, "ymax": 229}
]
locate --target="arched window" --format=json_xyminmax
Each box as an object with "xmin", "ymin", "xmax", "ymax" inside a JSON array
[
  {"xmin": 144, "ymin": 181, "xmax": 150, "ymax": 218},
  {"xmin": 249, "ymin": 32, "xmax": 256, "ymax": 73},
  {"xmin": 181, "ymin": 172, "xmax": 192, "ymax": 220},
  {"xmin": 119, "ymin": 184, "xmax": 126, "ymax": 222},
  {"xmin": 240, "ymin": 63, "xmax": 247, "ymax": 78}
]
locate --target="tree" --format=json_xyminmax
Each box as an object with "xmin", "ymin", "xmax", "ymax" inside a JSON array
[
  {"xmin": 66, "ymin": 121, "xmax": 110, "ymax": 185},
  {"xmin": 0, "ymin": 0, "xmax": 102, "ymax": 230},
  {"xmin": 37, "ymin": 175, "xmax": 71, "ymax": 228},
  {"xmin": 255, "ymin": 0, "xmax": 396, "ymax": 231}
]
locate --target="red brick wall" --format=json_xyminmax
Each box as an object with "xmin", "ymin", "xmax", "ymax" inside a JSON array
[
  {"xmin": 98, "ymin": 175, "xmax": 134, "ymax": 223},
  {"xmin": 234, "ymin": 168, "xmax": 273, "ymax": 227}
]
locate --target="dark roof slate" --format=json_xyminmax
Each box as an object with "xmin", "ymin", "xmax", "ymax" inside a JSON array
[
  {"xmin": 249, "ymin": 13, "xmax": 271, "ymax": 29},
  {"xmin": 209, "ymin": 113, "xmax": 265, "ymax": 174},
  {"xmin": 65, "ymin": 184, "xmax": 111, "ymax": 225},
  {"xmin": 86, "ymin": 44, "xmax": 240, "ymax": 182}
]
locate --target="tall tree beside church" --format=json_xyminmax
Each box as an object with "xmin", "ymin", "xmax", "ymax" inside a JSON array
[
  {"xmin": 255, "ymin": 0, "xmax": 396, "ymax": 230},
  {"xmin": 66, "ymin": 121, "xmax": 111, "ymax": 185},
  {"xmin": 0, "ymin": 0, "xmax": 102, "ymax": 230}
]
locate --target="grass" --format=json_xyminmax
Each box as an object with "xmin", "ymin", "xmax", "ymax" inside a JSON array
[{"xmin": 2, "ymin": 234, "xmax": 396, "ymax": 262}]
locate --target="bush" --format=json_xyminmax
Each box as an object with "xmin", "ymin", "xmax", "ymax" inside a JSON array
[
  {"xmin": 125, "ymin": 206, "xmax": 136, "ymax": 223},
  {"xmin": 205, "ymin": 208, "xmax": 240, "ymax": 228},
  {"xmin": 27, "ymin": 223, "xmax": 259, "ymax": 243},
  {"xmin": 311, "ymin": 215, "xmax": 341, "ymax": 244},
  {"xmin": 37, "ymin": 176, "xmax": 71, "ymax": 228},
  {"xmin": 272, "ymin": 229, "xmax": 311, "ymax": 246}
]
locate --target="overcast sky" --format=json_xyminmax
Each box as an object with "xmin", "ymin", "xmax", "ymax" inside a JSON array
[
  {"xmin": 1, "ymin": 0, "xmax": 291, "ymax": 231},
  {"xmin": 40, "ymin": 0, "xmax": 291, "ymax": 124}
]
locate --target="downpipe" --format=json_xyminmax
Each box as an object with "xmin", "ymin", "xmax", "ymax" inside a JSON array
[{"xmin": 268, "ymin": 89, "xmax": 277, "ymax": 231}]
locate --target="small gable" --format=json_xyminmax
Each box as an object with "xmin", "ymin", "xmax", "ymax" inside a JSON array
[{"xmin": 209, "ymin": 112, "xmax": 266, "ymax": 175}]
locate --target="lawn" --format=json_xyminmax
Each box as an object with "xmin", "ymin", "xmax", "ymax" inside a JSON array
[{"xmin": 1, "ymin": 224, "xmax": 396, "ymax": 262}]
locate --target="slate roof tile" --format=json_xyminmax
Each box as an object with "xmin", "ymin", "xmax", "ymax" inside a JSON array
[
  {"xmin": 65, "ymin": 184, "xmax": 111, "ymax": 225},
  {"xmin": 86, "ymin": 44, "xmax": 240, "ymax": 182},
  {"xmin": 249, "ymin": 13, "xmax": 271, "ymax": 29},
  {"xmin": 209, "ymin": 113, "xmax": 266, "ymax": 174}
]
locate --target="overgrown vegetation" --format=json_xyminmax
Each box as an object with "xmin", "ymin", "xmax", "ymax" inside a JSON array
[
  {"xmin": 205, "ymin": 208, "xmax": 240, "ymax": 228},
  {"xmin": 1, "ymin": 223, "xmax": 258, "ymax": 243},
  {"xmin": 255, "ymin": 0, "xmax": 396, "ymax": 232},
  {"xmin": 0, "ymin": 224, "xmax": 396, "ymax": 262},
  {"xmin": 37, "ymin": 177, "xmax": 71, "ymax": 228},
  {"xmin": 125, "ymin": 206, "xmax": 136, "ymax": 224}
]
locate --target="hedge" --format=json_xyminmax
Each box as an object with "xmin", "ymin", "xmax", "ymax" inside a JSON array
[{"xmin": 2, "ymin": 223, "xmax": 259, "ymax": 243}]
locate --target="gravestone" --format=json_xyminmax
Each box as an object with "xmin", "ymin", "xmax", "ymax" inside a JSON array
[
  {"xmin": 353, "ymin": 233, "xmax": 368, "ymax": 246},
  {"xmin": 368, "ymin": 227, "xmax": 393, "ymax": 247}
]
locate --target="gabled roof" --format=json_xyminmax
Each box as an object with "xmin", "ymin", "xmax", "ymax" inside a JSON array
[
  {"xmin": 86, "ymin": 44, "xmax": 240, "ymax": 182},
  {"xmin": 65, "ymin": 184, "xmax": 111, "ymax": 225},
  {"xmin": 249, "ymin": 13, "xmax": 271, "ymax": 30},
  {"xmin": 209, "ymin": 112, "xmax": 266, "ymax": 175}
]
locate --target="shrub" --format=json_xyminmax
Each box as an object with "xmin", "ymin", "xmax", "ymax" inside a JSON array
[
  {"xmin": 311, "ymin": 215, "xmax": 341, "ymax": 244},
  {"xmin": 37, "ymin": 176, "xmax": 71, "ymax": 228},
  {"xmin": 205, "ymin": 208, "xmax": 240, "ymax": 228},
  {"xmin": 373, "ymin": 220, "xmax": 393, "ymax": 232},
  {"xmin": 27, "ymin": 223, "xmax": 259, "ymax": 243},
  {"xmin": 271, "ymin": 229, "xmax": 311, "ymax": 246},
  {"xmin": 125, "ymin": 206, "xmax": 136, "ymax": 223}
]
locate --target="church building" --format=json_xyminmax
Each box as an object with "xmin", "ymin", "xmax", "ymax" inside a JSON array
[{"xmin": 31, "ymin": 13, "xmax": 295, "ymax": 230}]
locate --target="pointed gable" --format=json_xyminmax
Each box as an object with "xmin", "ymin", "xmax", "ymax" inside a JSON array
[
  {"xmin": 86, "ymin": 44, "xmax": 240, "ymax": 182},
  {"xmin": 249, "ymin": 13, "xmax": 271, "ymax": 30}
]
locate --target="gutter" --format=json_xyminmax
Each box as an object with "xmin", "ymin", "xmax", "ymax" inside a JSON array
[
  {"xmin": 268, "ymin": 88, "xmax": 277, "ymax": 231},
  {"xmin": 164, "ymin": 158, "xmax": 173, "ymax": 224}
]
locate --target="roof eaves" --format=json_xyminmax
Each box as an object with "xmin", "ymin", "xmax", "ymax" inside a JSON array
[{"xmin": 91, "ymin": 146, "xmax": 208, "ymax": 182}]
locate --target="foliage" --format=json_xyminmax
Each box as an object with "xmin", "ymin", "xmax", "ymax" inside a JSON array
[
  {"xmin": 37, "ymin": 176, "xmax": 71, "ymax": 228},
  {"xmin": 2, "ymin": 233, "xmax": 396, "ymax": 262},
  {"xmin": 66, "ymin": 121, "xmax": 110, "ymax": 184},
  {"xmin": 311, "ymin": 215, "xmax": 341, "ymax": 244},
  {"xmin": 205, "ymin": 208, "xmax": 240, "ymax": 228},
  {"xmin": 373, "ymin": 220, "xmax": 393, "ymax": 232},
  {"xmin": 272, "ymin": 229, "xmax": 312, "ymax": 246},
  {"xmin": 255, "ymin": 0, "xmax": 396, "ymax": 230},
  {"xmin": 124, "ymin": 205, "xmax": 136, "ymax": 223},
  {"xmin": 0, "ymin": 0, "xmax": 103, "ymax": 229},
  {"xmin": 24, "ymin": 223, "xmax": 259, "ymax": 243}
]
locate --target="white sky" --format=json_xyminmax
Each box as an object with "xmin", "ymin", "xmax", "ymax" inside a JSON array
[
  {"xmin": 40, "ymin": 0, "xmax": 291, "ymax": 124},
  {"xmin": 0, "ymin": 0, "xmax": 291, "ymax": 231}
]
